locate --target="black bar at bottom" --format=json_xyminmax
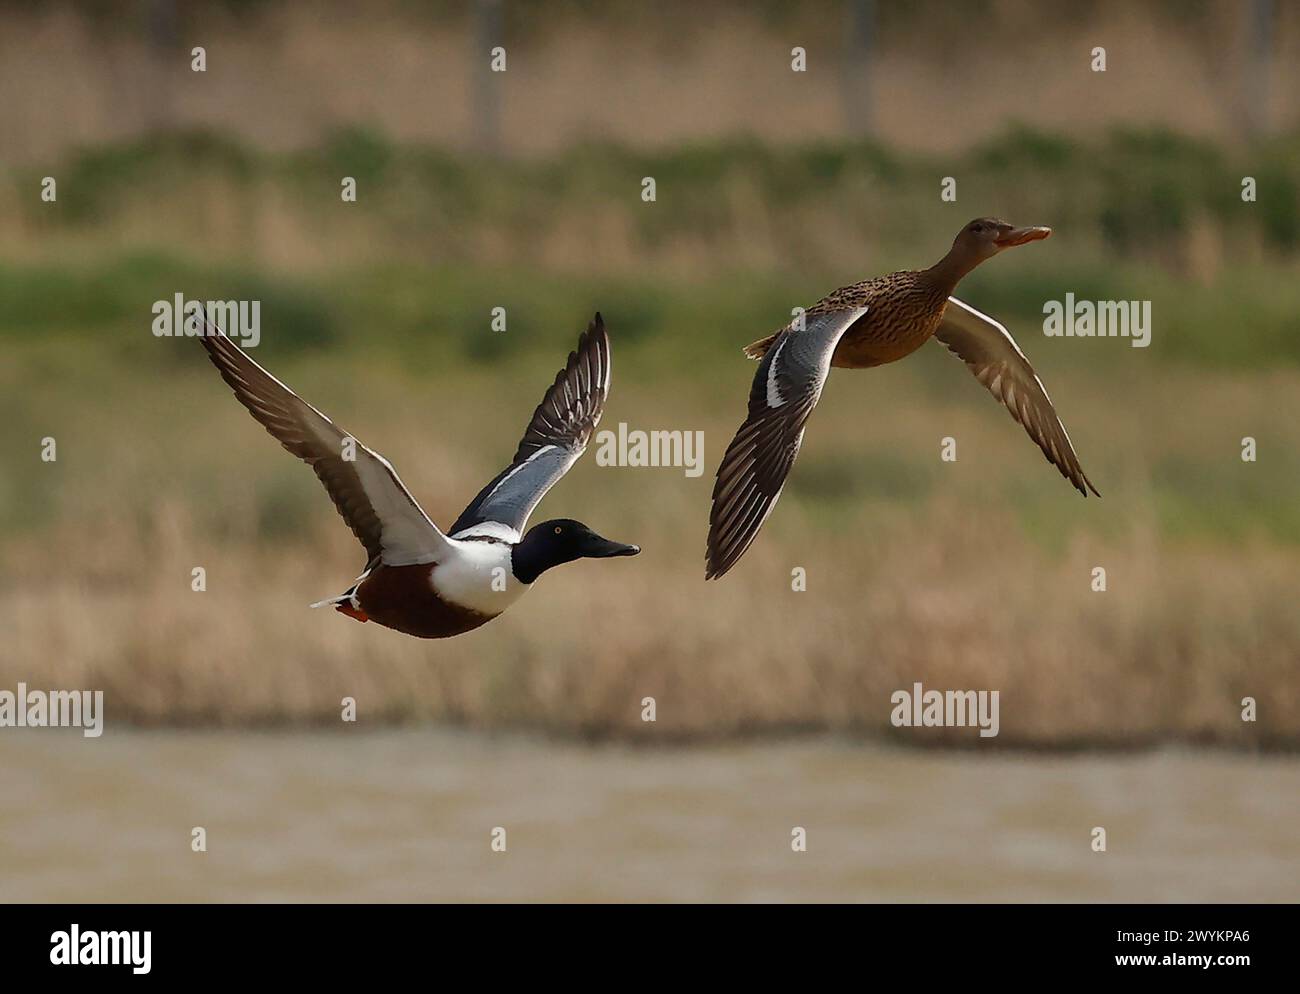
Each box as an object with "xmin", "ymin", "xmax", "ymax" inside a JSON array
[{"xmin": 0, "ymin": 903, "xmax": 1286, "ymax": 981}]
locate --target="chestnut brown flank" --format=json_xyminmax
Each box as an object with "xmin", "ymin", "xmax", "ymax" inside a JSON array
[{"xmin": 353, "ymin": 564, "xmax": 497, "ymax": 640}]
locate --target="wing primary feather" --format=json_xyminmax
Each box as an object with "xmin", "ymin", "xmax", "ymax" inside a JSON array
[
  {"xmin": 449, "ymin": 314, "xmax": 612, "ymax": 538},
  {"xmin": 936, "ymin": 297, "xmax": 1099, "ymax": 498},
  {"xmin": 195, "ymin": 314, "xmax": 450, "ymax": 566},
  {"xmin": 706, "ymin": 307, "xmax": 866, "ymax": 579}
]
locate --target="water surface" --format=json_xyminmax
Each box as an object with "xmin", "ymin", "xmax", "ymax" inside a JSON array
[{"xmin": 2, "ymin": 731, "xmax": 1296, "ymax": 902}]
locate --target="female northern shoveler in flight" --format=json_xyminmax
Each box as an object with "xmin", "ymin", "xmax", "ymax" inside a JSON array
[
  {"xmin": 199, "ymin": 313, "xmax": 639, "ymax": 638},
  {"xmin": 706, "ymin": 218, "xmax": 1098, "ymax": 579}
]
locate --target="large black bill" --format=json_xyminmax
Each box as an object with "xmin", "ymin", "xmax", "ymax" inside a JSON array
[{"xmin": 584, "ymin": 536, "xmax": 641, "ymax": 558}]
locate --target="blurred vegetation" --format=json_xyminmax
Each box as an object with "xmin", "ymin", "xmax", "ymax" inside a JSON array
[
  {"xmin": 5, "ymin": 124, "xmax": 1299, "ymax": 370},
  {"xmin": 2, "ymin": 127, "xmax": 1298, "ymax": 742},
  {"xmin": 14, "ymin": 124, "xmax": 1300, "ymax": 251}
]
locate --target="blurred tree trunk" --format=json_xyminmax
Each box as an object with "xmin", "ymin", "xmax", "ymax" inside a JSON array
[
  {"xmin": 841, "ymin": 0, "xmax": 875, "ymax": 135},
  {"xmin": 473, "ymin": 0, "xmax": 503, "ymax": 155},
  {"xmin": 145, "ymin": 0, "xmax": 178, "ymax": 131},
  {"xmin": 1244, "ymin": 0, "xmax": 1273, "ymax": 135}
]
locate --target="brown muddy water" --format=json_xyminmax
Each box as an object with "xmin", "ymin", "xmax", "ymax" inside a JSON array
[{"xmin": 1, "ymin": 730, "xmax": 1296, "ymax": 903}]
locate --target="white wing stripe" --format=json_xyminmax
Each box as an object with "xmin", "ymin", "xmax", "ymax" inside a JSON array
[{"xmin": 766, "ymin": 337, "xmax": 788, "ymax": 408}]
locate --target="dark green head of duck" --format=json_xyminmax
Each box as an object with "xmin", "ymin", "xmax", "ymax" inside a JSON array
[{"xmin": 511, "ymin": 519, "xmax": 640, "ymax": 584}]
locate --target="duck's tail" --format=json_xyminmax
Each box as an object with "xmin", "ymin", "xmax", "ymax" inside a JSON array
[
  {"xmin": 743, "ymin": 333, "xmax": 778, "ymax": 360},
  {"xmin": 309, "ymin": 593, "xmax": 369, "ymax": 623},
  {"xmin": 309, "ymin": 568, "xmax": 371, "ymax": 622}
]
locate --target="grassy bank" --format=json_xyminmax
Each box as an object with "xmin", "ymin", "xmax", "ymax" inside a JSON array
[
  {"xmin": 7, "ymin": 128, "xmax": 1300, "ymax": 266},
  {"xmin": 2, "ymin": 131, "xmax": 1298, "ymax": 746},
  {"xmin": 10, "ymin": 126, "xmax": 1300, "ymax": 251},
  {"xmin": 6, "ymin": 126, "xmax": 1300, "ymax": 372}
]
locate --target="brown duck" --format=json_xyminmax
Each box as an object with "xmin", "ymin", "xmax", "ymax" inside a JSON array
[{"xmin": 706, "ymin": 217, "xmax": 1098, "ymax": 579}]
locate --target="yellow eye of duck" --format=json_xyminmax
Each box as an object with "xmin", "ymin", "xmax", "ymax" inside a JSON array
[{"xmin": 554, "ymin": 526, "xmax": 562, "ymax": 534}]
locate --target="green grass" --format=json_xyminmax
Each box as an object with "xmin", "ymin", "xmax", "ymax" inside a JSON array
[
  {"xmin": 18, "ymin": 125, "xmax": 1299, "ymax": 249},
  {"xmin": 8, "ymin": 125, "xmax": 1300, "ymax": 372},
  {"xmin": 3, "ymin": 251, "xmax": 1300, "ymax": 370},
  {"xmin": 340, "ymin": 123, "xmax": 1295, "ymax": 259}
]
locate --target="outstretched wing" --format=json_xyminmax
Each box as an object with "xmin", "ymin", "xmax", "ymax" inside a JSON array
[
  {"xmin": 449, "ymin": 313, "xmax": 612, "ymax": 542},
  {"xmin": 935, "ymin": 297, "xmax": 1099, "ymax": 497},
  {"xmin": 197, "ymin": 319, "xmax": 453, "ymax": 566},
  {"xmin": 706, "ymin": 307, "xmax": 868, "ymax": 579}
]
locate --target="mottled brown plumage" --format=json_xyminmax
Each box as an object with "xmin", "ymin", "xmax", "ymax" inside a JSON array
[{"xmin": 709, "ymin": 217, "xmax": 1096, "ymax": 580}]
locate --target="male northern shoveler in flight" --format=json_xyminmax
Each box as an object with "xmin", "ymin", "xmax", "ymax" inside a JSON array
[
  {"xmin": 706, "ymin": 218, "xmax": 1098, "ymax": 579},
  {"xmin": 199, "ymin": 313, "xmax": 639, "ymax": 638}
]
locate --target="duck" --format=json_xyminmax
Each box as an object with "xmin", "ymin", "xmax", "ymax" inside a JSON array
[
  {"xmin": 706, "ymin": 218, "xmax": 1098, "ymax": 579},
  {"xmin": 198, "ymin": 313, "xmax": 640, "ymax": 638}
]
